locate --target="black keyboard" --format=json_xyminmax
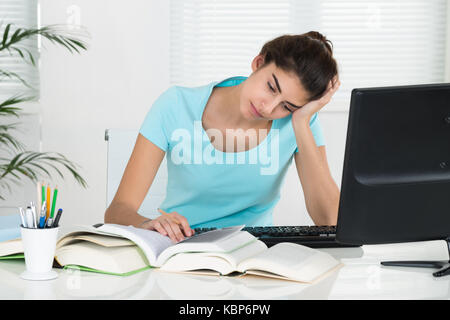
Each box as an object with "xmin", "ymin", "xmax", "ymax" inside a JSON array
[{"xmin": 193, "ymin": 225, "xmax": 360, "ymax": 248}]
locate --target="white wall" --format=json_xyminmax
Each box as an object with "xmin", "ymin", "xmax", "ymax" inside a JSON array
[{"xmin": 38, "ymin": 0, "xmax": 170, "ymax": 226}]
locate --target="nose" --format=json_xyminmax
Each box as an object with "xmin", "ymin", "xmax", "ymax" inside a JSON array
[{"xmin": 261, "ymin": 96, "xmax": 282, "ymax": 115}]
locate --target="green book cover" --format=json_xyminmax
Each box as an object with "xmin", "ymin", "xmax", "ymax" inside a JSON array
[
  {"xmin": 0, "ymin": 253, "xmax": 24, "ymax": 260},
  {"xmin": 63, "ymin": 264, "xmax": 153, "ymax": 277}
]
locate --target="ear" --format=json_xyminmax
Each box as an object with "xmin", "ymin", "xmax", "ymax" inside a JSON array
[{"xmin": 251, "ymin": 54, "xmax": 266, "ymax": 72}]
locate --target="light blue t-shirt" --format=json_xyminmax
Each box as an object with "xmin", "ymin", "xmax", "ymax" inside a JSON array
[{"xmin": 139, "ymin": 76, "xmax": 325, "ymax": 228}]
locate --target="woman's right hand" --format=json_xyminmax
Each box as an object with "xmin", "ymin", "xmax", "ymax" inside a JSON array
[{"xmin": 139, "ymin": 211, "xmax": 194, "ymax": 243}]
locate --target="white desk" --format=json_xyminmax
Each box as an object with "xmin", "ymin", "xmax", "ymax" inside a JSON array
[{"xmin": 0, "ymin": 240, "xmax": 449, "ymax": 300}]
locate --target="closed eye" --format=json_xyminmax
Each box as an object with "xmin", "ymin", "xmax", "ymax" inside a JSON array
[
  {"xmin": 268, "ymin": 82, "xmax": 293, "ymax": 113},
  {"xmin": 283, "ymin": 105, "xmax": 294, "ymax": 112},
  {"xmin": 268, "ymin": 81, "xmax": 276, "ymax": 93}
]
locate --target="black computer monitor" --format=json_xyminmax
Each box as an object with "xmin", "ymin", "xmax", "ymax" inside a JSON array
[{"xmin": 335, "ymin": 83, "xmax": 450, "ymax": 247}]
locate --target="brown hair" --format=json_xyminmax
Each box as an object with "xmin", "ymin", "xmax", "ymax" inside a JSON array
[{"xmin": 258, "ymin": 31, "xmax": 338, "ymax": 101}]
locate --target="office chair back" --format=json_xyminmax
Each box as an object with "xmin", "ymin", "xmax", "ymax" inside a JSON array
[{"xmin": 105, "ymin": 129, "xmax": 167, "ymax": 219}]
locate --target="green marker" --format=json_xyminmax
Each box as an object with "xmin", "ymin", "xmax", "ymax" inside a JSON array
[
  {"xmin": 41, "ymin": 183, "xmax": 45, "ymax": 205},
  {"xmin": 50, "ymin": 187, "xmax": 58, "ymax": 218}
]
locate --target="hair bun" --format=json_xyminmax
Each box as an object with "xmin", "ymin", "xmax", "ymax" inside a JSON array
[{"xmin": 305, "ymin": 31, "xmax": 333, "ymax": 54}]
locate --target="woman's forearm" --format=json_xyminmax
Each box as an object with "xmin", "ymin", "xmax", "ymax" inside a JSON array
[
  {"xmin": 104, "ymin": 201, "xmax": 149, "ymax": 227},
  {"xmin": 292, "ymin": 118, "xmax": 340, "ymax": 225}
]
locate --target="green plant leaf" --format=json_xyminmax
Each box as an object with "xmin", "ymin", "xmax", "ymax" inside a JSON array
[
  {"xmin": 0, "ymin": 21, "xmax": 90, "ymax": 199},
  {"xmin": 0, "ymin": 95, "xmax": 34, "ymax": 117},
  {"xmin": 1, "ymin": 23, "xmax": 89, "ymax": 65},
  {"xmin": 0, "ymin": 68, "xmax": 31, "ymax": 88},
  {"xmin": 0, "ymin": 151, "xmax": 88, "ymax": 199},
  {"xmin": 2, "ymin": 23, "xmax": 10, "ymax": 48},
  {"xmin": 0, "ymin": 123, "xmax": 24, "ymax": 152},
  {"xmin": 9, "ymin": 27, "xmax": 22, "ymax": 44}
]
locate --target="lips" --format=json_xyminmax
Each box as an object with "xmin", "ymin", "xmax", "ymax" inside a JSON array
[{"xmin": 250, "ymin": 102, "xmax": 263, "ymax": 117}]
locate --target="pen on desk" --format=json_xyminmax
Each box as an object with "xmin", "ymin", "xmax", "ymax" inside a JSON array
[
  {"xmin": 39, "ymin": 201, "xmax": 47, "ymax": 228},
  {"xmin": 434, "ymin": 264, "xmax": 450, "ymax": 277},
  {"xmin": 53, "ymin": 208, "xmax": 63, "ymax": 228}
]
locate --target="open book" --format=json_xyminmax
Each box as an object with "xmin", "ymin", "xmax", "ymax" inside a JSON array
[
  {"xmin": 54, "ymin": 224, "xmax": 251, "ymax": 276},
  {"xmin": 0, "ymin": 238, "xmax": 24, "ymax": 260},
  {"xmin": 0, "ymin": 224, "xmax": 342, "ymax": 283}
]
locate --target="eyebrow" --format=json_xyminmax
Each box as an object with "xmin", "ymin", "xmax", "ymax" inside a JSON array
[{"xmin": 272, "ymin": 73, "xmax": 303, "ymax": 109}]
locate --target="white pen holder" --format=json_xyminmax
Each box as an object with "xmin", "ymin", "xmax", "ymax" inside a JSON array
[{"xmin": 20, "ymin": 226, "xmax": 59, "ymax": 281}]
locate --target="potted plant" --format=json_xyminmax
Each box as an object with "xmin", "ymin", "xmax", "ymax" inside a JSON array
[{"xmin": 0, "ymin": 23, "xmax": 88, "ymax": 201}]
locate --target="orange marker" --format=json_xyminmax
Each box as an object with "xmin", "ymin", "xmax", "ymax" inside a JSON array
[{"xmin": 46, "ymin": 185, "xmax": 51, "ymax": 219}]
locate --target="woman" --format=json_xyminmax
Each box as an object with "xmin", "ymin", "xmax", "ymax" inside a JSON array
[{"xmin": 105, "ymin": 31, "xmax": 341, "ymax": 243}]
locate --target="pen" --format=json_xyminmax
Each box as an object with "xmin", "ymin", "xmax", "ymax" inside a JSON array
[
  {"xmin": 36, "ymin": 181, "xmax": 42, "ymax": 219},
  {"xmin": 53, "ymin": 208, "xmax": 63, "ymax": 228},
  {"xmin": 19, "ymin": 207, "xmax": 26, "ymax": 228},
  {"xmin": 41, "ymin": 182, "xmax": 45, "ymax": 205},
  {"xmin": 39, "ymin": 201, "xmax": 47, "ymax": 228},
  {"xmin": 46, "ymin": 218, "xmax": 53, "ymax": 228},
  {"xmin": 25, "ymin": 207, "xmax": 34, "ymax": 229},
  {"xmin": 46, "ymin": 184, "xmax": 51, "ymax": 219},
  {"xmin": 157, "ymin": 208, "xmax": 182, "ymax": 225},
  {"xmin": 157, "ymin": 208, "xmax": 195, "ymax": 239},
  {"xmin": 50, "ymin": 186, "xmax": 58, "ymax": 218},
  {"xmin": 30, "ymin": 201, "xmax": 37, "ymax": 228},
  {"xmin": 434, "ymin": 264, "xmax": 450, "ymax": 277}
]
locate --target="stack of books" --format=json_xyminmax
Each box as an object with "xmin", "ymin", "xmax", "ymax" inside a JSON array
[{"xmin": 0, "ymin": 223, "xmax": 342, "ymax": 283}]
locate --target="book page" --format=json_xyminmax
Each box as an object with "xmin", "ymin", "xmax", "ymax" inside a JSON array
[
  {"xmin": 57, "ymin": 234, "xmax": 134, "ymax": 249},
  {"xmin": 97, "ymin": 224, "xmax": 173, "ymax": 265},
  {"xmin": 223, "ymin": 239, "xmax": 267, "ymax": 266},
  {"xmin": 160, "ymin": 239, "xmax": 267, "ymax": 275},
  {"xmin": 56, "ymin": 224, "xmax": 126, "ymax": 248},
  {"xmin": 0, "ymin": 238, "xmax": 23, "ymax": 257},
  {"xmin": 236, "ymin": 242, "xmax": 341, "ymax": 283},
  {"xmin": 155, "ymin": 230, "xmax": 255, "ymax": 266},
  {"xmin": 177, "ymin": 225, "xmax": 244, "ymax": 244},
  {"xmin": 55, "ymin": 241, "xmax": 149, "ymax": 275}
]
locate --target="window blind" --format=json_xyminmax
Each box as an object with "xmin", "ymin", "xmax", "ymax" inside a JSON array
[
  {"xmin": 0, "ymin": 0, "xmax": 39, "ymax": 100},
  {"xmin": 170, "ymin": 0, "xmax": 448, "ymax": 110}
]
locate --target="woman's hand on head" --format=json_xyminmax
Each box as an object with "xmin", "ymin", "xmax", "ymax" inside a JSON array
[
  {"xmin": 139, "ymin": 211, "xmax": 195, "ymax": 243},
  {"xmin": 292, "ymin": 76, "xmax": 340, "ymax": 123}
]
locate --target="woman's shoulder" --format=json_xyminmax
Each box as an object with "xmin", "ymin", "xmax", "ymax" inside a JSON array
[
  {"xmin": 151, "ymin": 83, "xmax": 207, "ymax": 110},
  {"xmin": 166, "ymin": 76, "xmax": 245, "ymax": 96},
  {"xmin": 170, "ymin": 81, "xmax": 217, "ymax": 97}
]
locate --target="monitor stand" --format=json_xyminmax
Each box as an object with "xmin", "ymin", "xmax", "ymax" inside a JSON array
[{"xmin": 380, "ymin": 237, "xmax": 450, "ymax": 277}]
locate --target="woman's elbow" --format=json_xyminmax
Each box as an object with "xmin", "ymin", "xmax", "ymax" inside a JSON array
[
  {"xmin": 104, "ymin": 202, "xmax": 120, "ymax": 224},
  {"xmin": 310, "ymin": 191, "xmax": 340, "ymax": 225},
  {"xmin": 104, "ymin": 205, "xmax": 114, "ymax": 224}
]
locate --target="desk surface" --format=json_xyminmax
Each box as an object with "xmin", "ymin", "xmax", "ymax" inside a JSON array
[{"xmin": 1, "ymin": 240, "xmax": 449, "ymax": 300}]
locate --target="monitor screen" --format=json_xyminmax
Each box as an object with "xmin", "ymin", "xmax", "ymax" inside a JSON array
[{"xmin": 336, "ymin": 83, "xmax": 450, "ymax": 245}]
